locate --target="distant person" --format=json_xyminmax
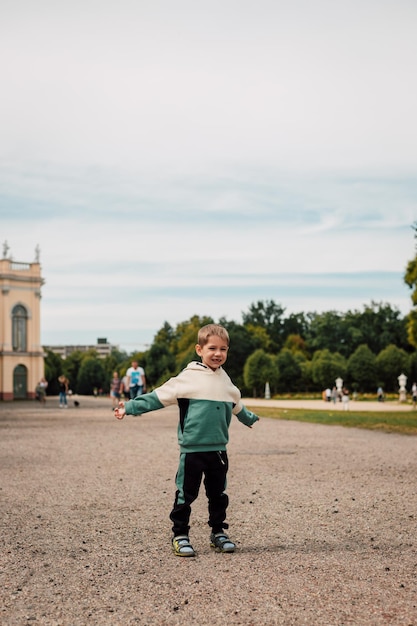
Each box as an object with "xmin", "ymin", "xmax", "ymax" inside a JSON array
[
  {"xmin": 58, "ymin": 375, "xmax": 69, "ymax": 408},
  {"xmin": 325, "ymin": 387, "xmax": 331, "ymax": 402},
  {"xmin": 120, "ymin": 374, "xmax": 130, "ymax": 400},
  {"xmin": 35, "ymin": 377, "xmax": 48, "ymax": 404},
  {"xmin": 412, "ymin": 382, "xmax": 417, "ymax": 409},
  {"xmin": 114, "ymin": 323, "xmax": 260, "ymax": 557},
  {"xmin": 342, "ymin": 387, "xmax": 350, "ymax": 411},
  {"xmin": 377, "ymin": 386, "xmax": 384, "ymax": 402},
  {"xmin": 110, "ymin": 371, "xmax": 121, "ymax": 409},
  {"xmin": 126, "ymin": 360, "xmax": 146, "ymax": 399},
  {"xmin": 331, "ymin": 386, "xmax": 338, "ymax": 404}
]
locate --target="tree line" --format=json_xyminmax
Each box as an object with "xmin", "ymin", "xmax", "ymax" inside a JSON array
[{"xmin": 44, "ymin": 299, "xmax": 417, "ymax": 397}]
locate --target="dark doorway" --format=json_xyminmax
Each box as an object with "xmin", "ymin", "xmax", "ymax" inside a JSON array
[{"xmin": 13, "ymin": 364, "xmax": 27, "ymax": 399}]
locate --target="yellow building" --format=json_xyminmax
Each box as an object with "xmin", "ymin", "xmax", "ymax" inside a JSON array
[{"xmin": 0, "ymin": 242, "xmax": 45, "ymax": 400}]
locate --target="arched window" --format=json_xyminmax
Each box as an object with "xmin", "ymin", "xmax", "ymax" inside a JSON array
[{"xmin": 12, "ymin": 304, "xmax": 27, "ymax": 352}]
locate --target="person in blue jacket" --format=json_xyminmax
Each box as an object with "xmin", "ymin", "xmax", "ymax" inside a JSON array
[{"xmin": 115, "ymin": 323, "xmax": 260, "ymax": 557}]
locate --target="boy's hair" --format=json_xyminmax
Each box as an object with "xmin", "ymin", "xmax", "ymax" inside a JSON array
[{"xmin": 197, "ymin": 324, "xmax": 230, "ymax": 347}]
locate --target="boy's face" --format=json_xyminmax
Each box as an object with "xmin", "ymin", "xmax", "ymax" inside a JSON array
[{"xmin": 196, "ymin": 335, "xmax": 229, "ymax": 371}]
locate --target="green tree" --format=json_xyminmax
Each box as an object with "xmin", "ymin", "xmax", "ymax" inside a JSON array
[
  {"xmin": 153, "ymin": 321, "xmax": 176, "ymax": 347},
  {"xmin": 173, "ymin": 315, "xmax": 214, "ymax": 370},
  {"xmin": 43, "ymin": 349, "xmax": 64, "ymax": 395},
  {"xmin": 375, "ymin": 344, "xmax": 410, "ymax": 392},
  {"xmin": 283, "ymin": 333, "xmax": 308, "ymax": 356},
  {"xmin": 404, "ymin": 222, "xmax": 417, "ymax": 347},
  {"xmin": 404, "ymin": 224, "xmax": 417, "ymax": 347},
  {"xmin": 344, "ymin": 302, "xmax": 409, "ymax": 355},
  {"xmin": 306, "ymin": 311, "xmax": 348, "ymax": 357},
  {"xmin": 244, "ymin": 324, "xmax": 272, "ymax": 351},
  {"xmin": 408, "ymin": 351, "xmax": 417, "ymax": 387},
  {"xmin": 102, "ymin": 349, "xmax": 129, "ymax": 392},
  {"xmin": 77, "ymin": 357, "xmax": 107, "ymax": 395},
  {"xmin": 311, "ymin": 349, "xmax": 347, "ymax": 390},
  {"xmin": 305, "ymin": 303, "xmax": 408, "ymax": 359},
  {"xmin": 218, "ymin": 319, "xmax": 258, "ymax": 391},
  {"xmin": 243, "ymin": 349, "xmax": 279, "ymax": 397},
  {"xmin": 298, "ymin": 357, "xmax": 313, "ymax": 391},
  {"xmin": 282, "ymin": 312, "xmax": 309, "ymax": 340},
  {"xmin": 64, "ymin": 350, "xmax": 94, "ymax": 393},
  {"xmin": 275, "ymin": 348, "xmax": 302, "ymax": 392},
  {"xmin": 242, "ymin": 300, "xmax": 286, "ymax": 351},
  {"xmin": 405, "ymin": 310, "xmax": 417, "ymax": 350},
  {"xmin": 346, "ymin": 344, "xmax": 377, "ymax": 392},
  {"xmin": 145, "ymin": 340, "xmax": 176, "ymax": 387},
  {"xmin": 405, "ymin": 260, "xmax": 417, "ymax": 307}
]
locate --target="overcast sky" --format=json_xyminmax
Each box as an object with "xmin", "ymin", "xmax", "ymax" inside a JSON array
[{"xmin": 1, "ymin": 0, "xmax": 416, "ymax": 352}]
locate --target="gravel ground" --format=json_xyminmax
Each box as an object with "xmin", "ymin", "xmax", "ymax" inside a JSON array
[{"xmin": 0, "ymin": 396, "xmax": 416, "ymax": 626}]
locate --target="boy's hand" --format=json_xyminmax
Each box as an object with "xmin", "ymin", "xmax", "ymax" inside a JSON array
[{"xmin": 114, "ymin": 401, "xmax": 126, "ymax": 420}]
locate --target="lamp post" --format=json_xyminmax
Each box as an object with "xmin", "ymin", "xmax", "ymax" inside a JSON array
[{"xmin": 398, "ymin": 373, "xmax": 407, "ymax": 403}]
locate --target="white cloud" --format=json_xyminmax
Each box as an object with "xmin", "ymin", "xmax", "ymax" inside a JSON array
[
  {"xmin": 1, "ymin": 0, "xmax": 416, "ymax": 350},
  {"xmin": 2, "ymin": 0, "xmax": 417, "ymax": 173}
]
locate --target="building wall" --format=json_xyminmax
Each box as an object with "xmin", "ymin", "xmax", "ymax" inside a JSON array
[
  {"xmin": 0, "ymin": 257, "xmax": 45, "ymax": 400},
  {"xmin": 44, "ymin": 341, "xmax": 116, "ymax": 360}
]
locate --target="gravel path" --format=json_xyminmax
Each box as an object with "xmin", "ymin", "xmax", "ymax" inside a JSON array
[{"xmin": 1, "ymin": 397, "xmax": 416, "ymax": 625}]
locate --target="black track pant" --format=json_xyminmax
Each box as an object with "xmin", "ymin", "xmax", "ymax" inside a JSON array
[{"xmin": 170, "ymin": 450, "xmax": 229, "ymax": 536}]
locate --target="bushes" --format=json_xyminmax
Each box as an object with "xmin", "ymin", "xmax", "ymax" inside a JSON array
[{"xmin": 347, "ymin": 345, "xmax": 377, "ymax": 392}]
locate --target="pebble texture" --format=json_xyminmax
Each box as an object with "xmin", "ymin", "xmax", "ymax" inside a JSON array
[{"xmin": 0, "ymin": 397, "xmax": 416, "ymax": 625}]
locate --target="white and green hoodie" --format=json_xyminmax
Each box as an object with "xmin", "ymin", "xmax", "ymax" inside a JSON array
[{"xmin": 124, "ymin": 361, "xmax": 259, "ymax": 453}]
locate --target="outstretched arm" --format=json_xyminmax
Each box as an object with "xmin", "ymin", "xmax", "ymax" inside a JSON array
[
  {"xmin": 235, "ymin": 405, "xmax": 260, "ymax": 427},
  {"xmin": 114, "ymin": 390, "xmax": 166, "ymax": 419}
]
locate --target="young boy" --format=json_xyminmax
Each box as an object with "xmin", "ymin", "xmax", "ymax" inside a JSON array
[{"xmin": 114, "ymin": 323, "xmax": 259, "ymax": 557}]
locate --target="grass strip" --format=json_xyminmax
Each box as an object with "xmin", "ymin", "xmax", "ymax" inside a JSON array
[{"xmin": 249, "ymin": 407, "xmax": 417, "ymax": 435}]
